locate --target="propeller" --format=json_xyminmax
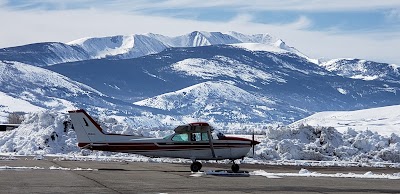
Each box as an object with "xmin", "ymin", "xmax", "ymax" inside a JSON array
[{"xmin": 252, "ymin": 129, "xmax": 255, "ymax": 156}]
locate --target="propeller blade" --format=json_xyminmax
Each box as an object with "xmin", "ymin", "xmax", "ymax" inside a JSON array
[{"xmin": 252, "ymin": 130, "xmax": 255, "ymax": 156}]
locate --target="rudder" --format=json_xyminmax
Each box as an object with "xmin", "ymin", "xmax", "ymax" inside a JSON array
[{"xmin": 68, "ymin": 109, "xmax": 106, "ymax": 144}]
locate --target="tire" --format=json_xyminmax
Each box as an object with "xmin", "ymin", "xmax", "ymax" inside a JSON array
[
  {"xmin": 190, "ymin": 162, "xmax": 202, "ymax": 172},
  {"xmin": 231, "ymin": 164, "xmax": 240, "ymax": 173}
]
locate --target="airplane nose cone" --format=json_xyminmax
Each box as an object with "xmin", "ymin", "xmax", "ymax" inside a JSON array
[{"xmin": 251, "ymin": 140, "xmax": 261, "ymax": 145}]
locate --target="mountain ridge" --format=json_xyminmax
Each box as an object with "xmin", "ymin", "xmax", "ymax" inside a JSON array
[
  {"xmin": 0, "ymin": 31, "xmax": 311, "ymax": 66},
  {"xmin": 46, "ymin": 44, "xmax": 400, "ymax": 124},
  {"xmin": 0, "ymin": 31, "xmax": 398, "ymax": 127}
]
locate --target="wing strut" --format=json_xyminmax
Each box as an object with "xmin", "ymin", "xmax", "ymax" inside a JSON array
[{"xmin": 206, "ymin": 126, "xmax": 216, "ymax": 158}]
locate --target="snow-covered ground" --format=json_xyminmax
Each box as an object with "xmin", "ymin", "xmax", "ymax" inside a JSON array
[
  {"xmin": 0, "ymin": 91, "xmax": 44, "ymax": 121},
  {"xmin": 291, "ymin": 105, "xmax": 400, "ymax": 136},
  {"xmin": 190, "ymin": 169, "xmax": 400, "ymax": 179},
  {"xmin": 1, "ymin": 154, "xmax": 399, "ymax": 180},
  {"xmin": 250, "ymin": 169, "xmax": 400, "ymax": 180}
]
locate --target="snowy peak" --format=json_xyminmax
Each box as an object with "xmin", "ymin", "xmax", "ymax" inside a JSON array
[
  {"xmin": 320, "ymin": 58, "xmax": 400, "ymax": 82},
  {"xmin": 227, "ymin": 31, "xmax": 316, "ymax": 64},
  {"xmin": 227, "ymin": 31, "xmax": 275, "ymax": 45},
  {"xmin": 182, "ymin": 31, "xmax": 241, "ymax": 47},
  {"xmin": 67, "ymin": 34, "xmax": 168, "ymax": 59},
  {"xmin": 67, "ymin": 35, "xmax": 134, "ymax": 58},
  {"xmin": 66, "ymin": 31, "xmax": 311, "ymax": 61}
]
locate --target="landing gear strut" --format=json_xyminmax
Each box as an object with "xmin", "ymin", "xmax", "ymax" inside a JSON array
[
  {"xmin": 231, "ymin": 161, "xmax": 240, "ymax": 173},
  {"xmin": 190, "ymin": 161, "xmax": 202, "ymax": 172}
]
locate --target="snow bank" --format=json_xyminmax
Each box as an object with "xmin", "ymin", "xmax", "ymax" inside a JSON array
[
  {"xmin": 0, "ymin": 111, "xmax": 78, "ymax": 155},
  {"xmin": 256, "ymin": 125, "xmax": 400, "ymax": 163},
  {"xmin": 1, "ymin": 111, "xmax": 400, "ymax": 165},
  {"xmin": 0, "ymin": 110, "xmax": 144, "ymax": 155}
]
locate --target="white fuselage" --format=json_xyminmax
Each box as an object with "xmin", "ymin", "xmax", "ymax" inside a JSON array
[{"xmin": 79, "ymin": 136, "xmax": 252, "ymax": 160}]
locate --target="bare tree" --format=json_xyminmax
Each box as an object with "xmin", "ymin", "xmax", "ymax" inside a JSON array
[{"xmin": 7, "ymin": 112, "xmax": 25, "ymax": 124}]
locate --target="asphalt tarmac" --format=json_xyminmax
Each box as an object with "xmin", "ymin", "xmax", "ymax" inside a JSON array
[{"xmin": 0, "ymin": 157, "xmax": 400, "ymax": 193}]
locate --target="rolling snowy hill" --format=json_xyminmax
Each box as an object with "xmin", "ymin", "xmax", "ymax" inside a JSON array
[
  {"xmin": 0, "ymin": 60, "xmax": 166, "ymax": 122},
  {"xmin": 291, "ymin": 104, "xmax": 400, "ymax": 136},
  {"xmin": 320, "ymin": 58, "xmax": 399, "ymax": 83},
  {"xmin": 133, "ymin": 81, "xmax": 275, "ymax": 123}
]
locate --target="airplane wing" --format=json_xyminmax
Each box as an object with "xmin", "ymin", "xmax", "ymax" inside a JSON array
[{"xmin": 0, "ymin": 124, "xmax": 20, "ymax": 131}]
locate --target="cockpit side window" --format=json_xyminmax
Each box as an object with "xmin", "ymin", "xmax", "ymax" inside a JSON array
[
  {"xmin": 172, "ymin": 133, "xmax": 189, "ymax": 141},
  {"xmin": 190, "ymin": 132, "xmax": 210, "ymax": 141},
  {"xmin": 201, "ymin": 133, "xmax": 209, "ymax": 141}
]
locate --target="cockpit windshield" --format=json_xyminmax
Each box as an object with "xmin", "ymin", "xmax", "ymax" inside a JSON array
[
  {"xmin": 212, "ymin": 130, "xmax": 225, "ymax": 140},
  {"xmin": 163, "ymin": 134, "xmax": 173, "ymax": 140}
]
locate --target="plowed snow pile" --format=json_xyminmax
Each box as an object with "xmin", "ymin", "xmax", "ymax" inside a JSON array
[
  {"xmin": 1, "ymin": 111, "xmax": 400, "ymax": 164},
  {"xmin": 257, "ymin": 125, "xmax": 400, "ymax": 163}
]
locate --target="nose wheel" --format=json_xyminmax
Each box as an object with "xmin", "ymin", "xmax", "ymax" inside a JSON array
[
  {"xmin": 190, "ymin": 161, "xmax": 202, "ymax": 172},
  {"xmin": 231, "ymin": 161, "xmax": 240, "ymax": 173}
]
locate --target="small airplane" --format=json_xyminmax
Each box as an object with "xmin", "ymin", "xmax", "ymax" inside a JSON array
[{"xmin": 68, "ymin": 109, "xmax": 260, "ymax": 172}]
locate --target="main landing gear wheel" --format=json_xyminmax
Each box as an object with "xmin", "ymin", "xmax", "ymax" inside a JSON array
[
  {"xmin": 231, "ymin": 163, "xmax": 240, "ymax": 173},
  {"xmin": 190, "ymin": 161, "xmax": 202, "ymax": 172}
]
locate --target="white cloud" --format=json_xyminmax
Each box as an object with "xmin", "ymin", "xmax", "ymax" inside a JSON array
[
  {"xmin": 385, "ymin": 9, "xmax": 400, "ymax": 22},
  {"xmin": 4, "ymin": 0, "xmax": 400, "ymax": 12},
  {"xmin": 0, "ymin": 5, "xmax": 399, "ymax": 65},
  {"xmin": 229, "ymin": 13, "xmax": 254, "ymax": 24},
  {"xmin": 286, "ymin": 16, "xmax": 312, "ymax": 29}
]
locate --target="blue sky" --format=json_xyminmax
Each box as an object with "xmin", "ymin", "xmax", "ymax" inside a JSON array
[{"xmin": 1, "ymin": 0, "xmax": 400, "ymax": 64}]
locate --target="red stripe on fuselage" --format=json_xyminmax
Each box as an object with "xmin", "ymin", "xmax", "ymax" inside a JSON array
[{"xmin": 78, "ymin": 142, "xmax": 250, "ymax": 151}]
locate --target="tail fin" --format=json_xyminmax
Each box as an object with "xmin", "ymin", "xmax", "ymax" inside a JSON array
[{"xmin": 68, "ymin": 109, "xmax": 106, "ymax": 143}]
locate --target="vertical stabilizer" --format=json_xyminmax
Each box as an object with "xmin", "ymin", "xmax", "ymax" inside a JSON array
[{"xmin": 68, "ymin": 109, "xmax": 106, "ymax": 143}]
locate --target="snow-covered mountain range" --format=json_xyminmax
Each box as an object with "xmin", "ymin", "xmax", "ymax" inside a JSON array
[
  {"xmin": 0, "ymin": 31, "xmax": 399, "ymax": 127},
  {"xmin": 67, "ymin": 31, "xmax": 302, "ymax": 60},
  {"xmin": 44, "ymin": 44, "xmax": 399, "ymax": 125},
  {"xmin": 0, "ymin": 31, "xmax": 310, "ymax": 66}
]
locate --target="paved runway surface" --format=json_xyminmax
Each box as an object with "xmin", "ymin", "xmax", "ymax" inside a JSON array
[{"xmin": 0, "ymin": 157, "xmax": 400, "ymax": 193}]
